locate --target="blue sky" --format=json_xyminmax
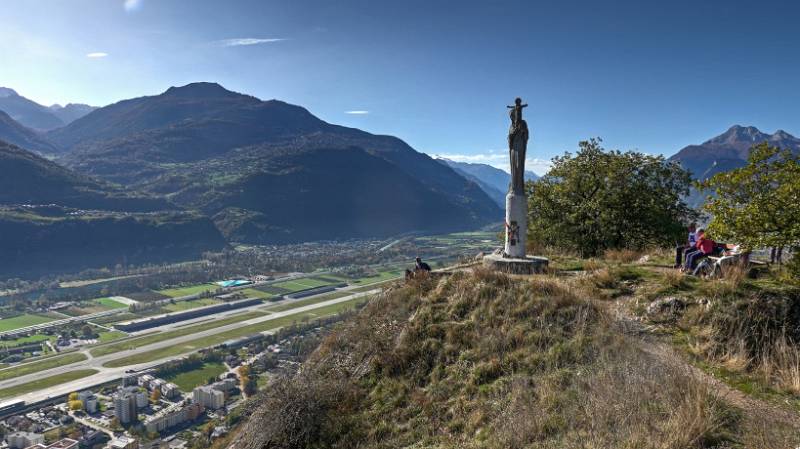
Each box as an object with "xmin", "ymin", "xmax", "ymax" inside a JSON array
[{"xmin": 1, "ymin": 0, "xmax": 799, "ymax": 174}]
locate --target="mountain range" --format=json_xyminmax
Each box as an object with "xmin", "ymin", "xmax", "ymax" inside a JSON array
[
  {"xmin": 669, "ymin": 125, "xmax": 800, "ymax": 180},
  {"xmin": 0, "ymin": 140, "xmax": 225, "ymax": 278},
  {"xmin": 438, "ymin": 158, "xmax": 539, "ymax": 207},
  {"xmin": 46, "ymin": 82, "xmax": 500, "ymax": 243},
  {"xmin": 0, "ymin": 110, "xmax": 60, "ymax": 155},
  {"xmin": 0, "ymin": 87, "xmax": 95, "ymax": 131},
  {"xmin": 1, "ymin": 80, "xmax": 798, "ymax": 278}
]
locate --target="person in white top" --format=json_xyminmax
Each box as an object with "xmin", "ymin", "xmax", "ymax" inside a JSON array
[{"xmin": 674, "ymin": 222, "xmax": 697, "ymax": 268}]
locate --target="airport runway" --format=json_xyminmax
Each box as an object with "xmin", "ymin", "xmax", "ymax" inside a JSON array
[{"xmin": 0, "ymin": 287, "xmax": 380, "ymax": 405}]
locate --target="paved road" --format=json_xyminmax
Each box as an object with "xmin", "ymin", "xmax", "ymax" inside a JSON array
[{"xmin": 0, "ymin": 288, "xmax": 380, "ymax": 406}]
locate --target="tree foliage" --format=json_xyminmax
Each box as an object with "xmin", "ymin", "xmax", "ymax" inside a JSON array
[
  {"xmin": 700, "ymin": 143, "xmax": 800, "ymax": 250},
  {"xmin": 528, "ymin": 139, "xmax": 696, "ymax": 256}
]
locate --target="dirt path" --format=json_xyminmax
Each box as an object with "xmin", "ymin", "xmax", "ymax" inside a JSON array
[{"xmin": 609, "ymin": 294, "xmax": 800, "ymax": 431}]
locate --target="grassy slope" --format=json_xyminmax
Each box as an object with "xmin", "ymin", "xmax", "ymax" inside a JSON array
[{"xmin": 232, "ymin": 269, "xmax": 795, "ymax": 449}]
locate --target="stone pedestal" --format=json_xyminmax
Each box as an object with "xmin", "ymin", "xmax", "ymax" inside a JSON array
[
  {"xmin": 504, "ymin": 192, "xmax": 527, "ymax": 258},
  {"xmin": 483, "ymin": 253, "xmax": 549, "ymax": 275},
  {"xmin": 481, "ymin": 190, "xmax": 549, "ymax": 275}
]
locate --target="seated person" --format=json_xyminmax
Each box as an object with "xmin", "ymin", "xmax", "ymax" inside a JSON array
[
  {"xmin": 684, "ymin": 229, "xmax": 716, "ymax": 272},
  {"xmin": 675, "ymin": 222, "xmax": 697, "ymax": 268},
  {"xmin": 415, "ymin": 257, "xmax": 432, "ymax": 272}
]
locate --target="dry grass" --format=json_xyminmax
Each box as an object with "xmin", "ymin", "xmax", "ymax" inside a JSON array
[
  {"xmin": 233, "ymin": 269, "xmax": 747, "ymax": 449},
  {"xmin": 582, "ymin": 258, "xmax": 603, "ymax": 272},
  {"xmin": 662, "ymin": 268, "xmax": 688, "ymax": 289},
  {"xmin": 683, "ymin": 280, "xmax": 800, "ymax": 398},
  {"xmin": 759, "ymin": 337, "xmax": 800, "ymax": 395},
  {"xmin": 589, "ymin": 267, "xmax": 618, "ymax": 289},
  {"xmin": 603, "ymin": 248, "xmax": 641, "ymax": 264},
  {"xmin": 494, "ymin": 348, "xmax": 736, "ymax": 449}
]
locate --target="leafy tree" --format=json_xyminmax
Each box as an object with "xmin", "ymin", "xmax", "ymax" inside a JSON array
[
  {"xmin": 150, "ymin": 388, "xmax": 162, "ymax": 402},
  {"xmin": 528, "ymin": 138, "xmax": 696, "ymax": 257},
  {"xmin": 81, "ymin": 325, "xmax": 94, "ymax": 338},
  {"xmin": 238, "ymin": 365, "xmax": 257, "ymax": 396},
  {"xmin": 699, "ymin": 143, "xmax": 800, "ymax": 251},
  {"xmin": 68, "ymin": 400, "xmax": 83, "ymax": 411}
]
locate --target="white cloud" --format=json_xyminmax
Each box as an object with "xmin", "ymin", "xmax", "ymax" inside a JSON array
[
  {"xmin": 86, "ymin": 52, "xmax": 108, "ymax": 58},
  {"xmin": 216, "ymin": 38, "xmax": 286, "ymax": 47},
  {"xmin": 345, "ymin": 110, "xmax": 369, "ymax": 115},
  {"xmin": 124, "ymin": 0, "xmax": 142, "ymax": 12},
  {"xmin": 433, "ymin": 151, "xmax": 552, "ymax": 176}
]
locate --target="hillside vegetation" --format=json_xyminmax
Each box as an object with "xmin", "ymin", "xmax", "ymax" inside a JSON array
[
  {"xmin": 0, "ymin": 207, "xmax": 225, "ymax": 279},
  {"xmin": 53, "ymin": 82, "xmax": 500, "ymax": 243},
  {"xmin": 230, "ymin": 266, "xmax": 798, "ymax": 448}
]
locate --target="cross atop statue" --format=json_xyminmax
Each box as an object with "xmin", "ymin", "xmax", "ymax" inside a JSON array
[
  {"xmin": 482, "ymin": 95, "xmax": 548, "ymax": 273},
  {"xmin": 507, "ymin": 97, "xmax": 529, "ymax": 194}
]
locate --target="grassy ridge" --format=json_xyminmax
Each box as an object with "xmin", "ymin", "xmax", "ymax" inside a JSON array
[{"xmin": 232, "ymin": 269, "xmax": 773, "ymax": 449}]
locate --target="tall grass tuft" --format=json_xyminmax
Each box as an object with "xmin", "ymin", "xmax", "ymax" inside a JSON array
[{"xmin": 603, "ymin": 248, "xmax": 641, "ymax": 264}]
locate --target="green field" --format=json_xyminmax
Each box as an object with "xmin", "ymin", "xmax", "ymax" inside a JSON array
[
  {"xmin": 271, "ymin": 277, "xmax": 336, "ymax": 292},
  {"xmin": 0, "ymin": 352, "xmax": 87, "ymax": 381},
  {"xmin": 240, "ymin": 288, "xmax": 274, "ymax": 300},
  {"xmin": 96, "ymin": 330, "xmax": 126, "ymax": 343},
  {"xmin": 350, "ymin": 270, "xmax": 404, "ymax": 285},
  {"xmin": 0, "ymin": 369, "xmax": 98, "ymax": 399},
  {"xmin": 0, "ymin": 333, "xmax": 52, "ymax": 347},
  {"xmin": 348, "ymin": 281, "xmax": 396, "ymax": 293},
  {"xmin": 103, "ymin": 297, "xmax": 368, "ymax": 368},
  {"xmin": 96, "ymin": 298, "xmax": 128, "ymax": 309},
  {"xmin": 157, "ymin": 284, "xmax": 216, "ymax": 298},
  {"xmin": 90, "ymin": 311, "xmax": 266, "ymax": 357},
  {"xmin": 162, "ymin": 297, "xmax": 222, "ymax": 312},
  {"xmin": 265, "ymin": 291, "xmax": 351, "ymax": 313},
  {"xmin": 164, "ymin": 362, "xmax": 227, "ymax": 391},
  {"xmin": 63, "ymin": 297, "xmax": 129, "ymax": 316},
  {"xmin": 0, "ymin": 314, "xmax": 56, "ymax": 332}
]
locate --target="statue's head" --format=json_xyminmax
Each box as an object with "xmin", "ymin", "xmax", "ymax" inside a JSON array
[{"xmin": 514, "ymin": 97, "xmax": 522, "ymax": 106}]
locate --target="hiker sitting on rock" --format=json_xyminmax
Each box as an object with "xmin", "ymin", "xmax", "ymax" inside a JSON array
[
  {"xmin": 415, "ymin": 257, "xmax": 432, "ymax": 272},
  {"xmin": 405, "ymin": 257, "xmax": 432, "ymax": 281}
]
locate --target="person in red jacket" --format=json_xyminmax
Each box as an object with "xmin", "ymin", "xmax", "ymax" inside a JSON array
[{"xmin": 684, "ymin": 229, "xmax": 716, "ymax": 272}]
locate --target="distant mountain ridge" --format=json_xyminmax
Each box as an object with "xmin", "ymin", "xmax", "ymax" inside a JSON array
[
  {"xmin": 669, "ymin": 125, "xmax": 800, "ymax": 180},
  {"xmin": 0, "ymin": 111, "xmax": 60, "ymax": 155},
  {"xmin": 0, "ymin": 139, "xmax": 225, "ymax": 278},
  {"xmin": 51, "ymin": 82, "xmax": 501, "ymax": 243},
  {"xmin": 0, "ymin": 87, "xmax": 96, "ymax": 132},
  {"xmin": 437, "ymin": 158, "xmax": 539, "ymax": 207},
  {"xmin": 49, "ymin": 103, "xmax": 97, "ymax": 125}
]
